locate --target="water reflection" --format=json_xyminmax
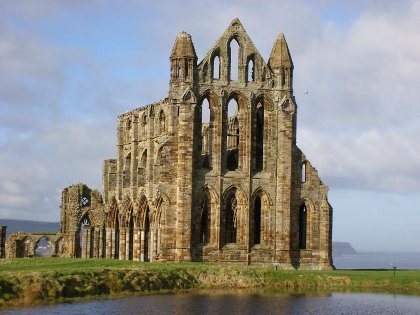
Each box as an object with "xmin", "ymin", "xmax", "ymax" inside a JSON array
[{"xmin": 5, "ymin": 290, "xmax": 420, "ymax": 315}]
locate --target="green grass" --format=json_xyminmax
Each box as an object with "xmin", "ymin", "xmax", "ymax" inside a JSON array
[
  {"xmin": 1, "ymin": 258, "xmax": 420, "ymax": 307},
  {"xmin": 0, "ymin": 257, "xmax": 202, "ymax": 274}
]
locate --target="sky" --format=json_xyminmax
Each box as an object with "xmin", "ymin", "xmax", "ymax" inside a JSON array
[{"xmin": 1, "ymin": 0, "xmax": 420, "ymax": 252}]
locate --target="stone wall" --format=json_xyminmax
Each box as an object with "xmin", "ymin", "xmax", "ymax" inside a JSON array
[{"xmin": 5, "ymin": 232, "xmax": 63, "ymax": 258}]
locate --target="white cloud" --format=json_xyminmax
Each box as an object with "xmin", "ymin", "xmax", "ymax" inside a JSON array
[
  {"xmin": 295, "ymin": 0, "xmax": 420, "ymax": 193},
  {"xmin": 0, "ymin": 0, "xmax": 420, "ymax": 229}
]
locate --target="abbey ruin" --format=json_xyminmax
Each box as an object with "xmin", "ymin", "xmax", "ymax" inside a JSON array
[{"xmin": 5, "ymin": 19, "xmax": 333, "ymax": 269}]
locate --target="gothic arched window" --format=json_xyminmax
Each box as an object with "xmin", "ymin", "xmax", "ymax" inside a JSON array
[
  {"xmin": 299, "ymin": 204, "xmax": 307, "ymax": 249},
  {"xmin": 226, "ymin": 98, "xmax": 239, "ymax": 171},
  {"xmin": 229, "ymin": 38, "xmax": 239, "ymax": 81},
  {"xmin": 159, "ymin": 110, "xmax": 166, "ymax": 134},
  {"xmin": 254, "ymin": 102, "xmax": 264, "ymax": 172},
  {"xmin": 247, "ymin": 58, "xmax": 255, "ymax": 82},
  {"xmin": 212, "ymin": 54, "xmax": 220, "ymax": 80},
  {"xmin": 254, "ymin": 196, "xmax": 261, "ymax": 245},
  {"xmin": 225, "ymin": 195, "xmax": 237, "ymax": 244},
  {"xmin": 199, "ymin": 193, "xmax": 210, "ymax": 244}
]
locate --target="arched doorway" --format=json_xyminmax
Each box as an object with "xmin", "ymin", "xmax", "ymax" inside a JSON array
[
  {"xmin": 78, "ymin": 215, "xmax": 92, "ymax": 258},
  {"xmin": 34, "ymin": 236, "xmax": 53, "ymax": 257}
]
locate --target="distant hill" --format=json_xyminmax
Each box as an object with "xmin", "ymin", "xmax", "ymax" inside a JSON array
[
  {"xmin": 0, "ymin": 219, "xmax": 60, "ymax": 237},
  {"xmin": 333, "ymin": 242, "xmax": 358, "ymax": 255}
]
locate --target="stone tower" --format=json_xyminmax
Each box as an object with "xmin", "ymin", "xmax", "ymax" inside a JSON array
[{"xmin": 55, "ymin": 19, "xmax": 333, "ymax": 269}]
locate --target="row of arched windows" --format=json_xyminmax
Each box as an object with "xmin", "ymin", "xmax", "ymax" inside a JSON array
[
  {"xmin": 77, "ymin": 195, "xmax": 163, "ymax": 261},
  {"xmin": 197, "ymin": 188, "xmax": 309, "ymax": 251},
  {"xmin": 210, "ymin": 38, "xmax": 256, "ymax": 83},
  {"xmin": 124, "ymin": 110, "xmax": 167, "ymax": 143},
  {"xmin": 123, "ymin": 145, "xmax": 169, "ymax": 188},
  {"xmin": 197, "ymin": 189, "xmax": 264, "ymax": 247},
  {"xmin": 199, "ymin": 94, "xmax": 267, "ymax": 173},
  {"xmin": 140, "ymin": 110, "xmax": 166, "ymax": 137}
]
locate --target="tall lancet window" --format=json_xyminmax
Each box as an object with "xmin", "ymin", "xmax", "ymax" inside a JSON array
[
  {"xmin": 254, "ymin": 196, "xmax": 261, "ymax": 245},
  {"xmin": 225, "ymin": 195, "xmax": 237, "ymax": 244},
  {"xmin": 201, "ymin": 98, "xmax": 211, "ymax": 168},
  {"xmin": 226, "ymin": 98, "xmax": 239, "ymax": 171},
  {"xmin": 247, "ymin": 58, "xmax": 255, "ymax": 82},
  {"xmin": 255, "ymin": 102, "xmax": 264, "ymax": 172},
  {"xmin": 299, "ymin": 204, "xmax": 307, "ymax": 249},
  {"xmin": 229, "ymin": 38, "xmax": 239, "ymax": 81},
  {"xmin": 199, "ymin": 193, "xmax": 210, "ymax": 244},
  {"xmin": 212, "ymin": 55, "xmax": 220, "ymax": 80}
]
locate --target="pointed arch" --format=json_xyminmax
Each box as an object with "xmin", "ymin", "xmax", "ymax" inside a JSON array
[
  {"xmin": 106, "ymin": 198, "xmax": 119, "ymax": 228},
  {"xmin": 250, "ymin": 188, "xmax": 273, "ymax": 247},
  {"xmin": 158, "ymin": 109, "xmax": 166, "ymax": 134},
  {"xmin": 153, "ymin": 190, "xmax": 170, "ymax": 258},
  {"xmin": 252, "ymin": 95, "xmax": 274, "ymax": 173},
  {"xmin": 299, "ymin": 203, "xmax": 307, "ymax": 250},
  {"xmin": 225, "ymin": 92, "xmax": 248, "ymax": 172},
  {"xmin": 222, "ymin": 185, "xmax": 248, "ymax": 245},
  {"xmin": 198, "ymin": 91, "xmax": 219, "ymax": 169},
  {"xmin": 196, "ymin": 186, "xmax": 216, "ymax": 245},
  {"xmin": 246, "ymin": 55, "xmax": 255, "ymax": 82},
  {"xmin": 153, "ymin": 190, "xmax": 169, "ymax": 228},
  {"xmin": 197, "ymin": 184, "xmax": 219, "ymax": 246},
  {"xmin": 106, "ymin": 198, "xmax": 119, "ymax": 259},
  {"xmin": 211, "ymin": 51, "xmax": 221, "ymax": 80},
  {"xmin": 182, "ymin": 88, "xmax": 197, "ymax": 103},
  {"xmin": 141, "ymin": 113, "xmax": 148, "ymax": 138},
  {"xmin": 228, "ymin": 37, "xmax": 240, "ymax": 81},
  {"xmin": 34, "ymin": 236, "xmax": 53, "ymax": 257},
  {"xmin": 301, "ymin": 161, "xmax": 307, "ymax": 183},
  {"xmin": 136, "ymin": 194, "xmax": 150, "ymax": 229},
  {"xmin": 77, "ymin": 212, "xmax": 93, "ymax": 258},
  {"xmin": 119, "ymin": 196, "xmax": 134, "ymax": 260},
  {"xmin": 120, "ymin": 196, "xmax": 134, "ymax": 227},
  {"xmin": 135, "ymin": 194, "xmax": 151, "ymax": 262}
]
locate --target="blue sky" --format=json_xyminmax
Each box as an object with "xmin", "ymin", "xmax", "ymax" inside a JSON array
[{"xmin": 1, "ymin": 0, "xmax": 420, "ymax": 252}]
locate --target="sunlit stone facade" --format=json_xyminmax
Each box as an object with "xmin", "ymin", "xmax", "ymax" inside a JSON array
[{"xmin": 6, "ymin": 19, "xmax": 334, "ymax": 269}]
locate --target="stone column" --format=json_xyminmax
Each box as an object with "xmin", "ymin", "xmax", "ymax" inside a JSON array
[
  {"xmin": 98, "ymin": 228, "xmax": 104, "ymax": 258},
  {"xmin": 140, "ymin": 229, "xmax": 145, "ymax": 261},
  {"xmin": 175, "ymin": 99, "xmax": 195, "ymax": 261},
  {"xmin": 92, "ymin": 229, "xmax": 98, "ymax": 258},
  {"xmin": 275, "ymin": 105, "xmax": 295, "ymax": 267},
  {"xmin": 125, "ymin": 227, "xmax": 131, "ymax": 260},
  {"xmin": 149, "ymin": 230, "xmax": 154, "ymax": 262},
  {"xmin": 81, "ymin": 228, "xmax": 88, "ymax": 258},
  {"xmin": 119, "ymin": 228, "xmax": 126, "ymax": 260},
  {"xmin": 0, "ymin": 226, "xmax": 6, "ymax": 259},
  {"xmin": 133, "ymin": 228, "xmax": 140, "ymax": 261},
  {"xmin": 108, "ymin": 228, "xmax": 115, "ymax": 259}
]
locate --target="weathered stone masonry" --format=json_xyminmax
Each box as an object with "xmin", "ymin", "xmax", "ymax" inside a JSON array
[{"xmin": 5, "ymin": 19, "xmax": 334, "ymax": 269}]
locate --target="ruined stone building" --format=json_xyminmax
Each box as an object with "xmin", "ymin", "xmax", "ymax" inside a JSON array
[{"xmin": 5, "ymin": 19, "xmax": 333, "ymax": 269}]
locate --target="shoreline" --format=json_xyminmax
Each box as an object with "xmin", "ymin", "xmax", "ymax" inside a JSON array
[{"xmin": 1, "ymin": 258, "xmax": 420, "ymax": 308}]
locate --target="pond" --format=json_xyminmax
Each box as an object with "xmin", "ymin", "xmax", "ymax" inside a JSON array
[{"xmin": 4, "ymin": 290, "xmax": 420, "ymax": 315}]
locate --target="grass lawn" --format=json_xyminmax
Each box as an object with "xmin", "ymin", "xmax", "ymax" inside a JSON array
[{"xmin": 1, "ymin": 258, "xmax": 419, "ymax": 307}]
